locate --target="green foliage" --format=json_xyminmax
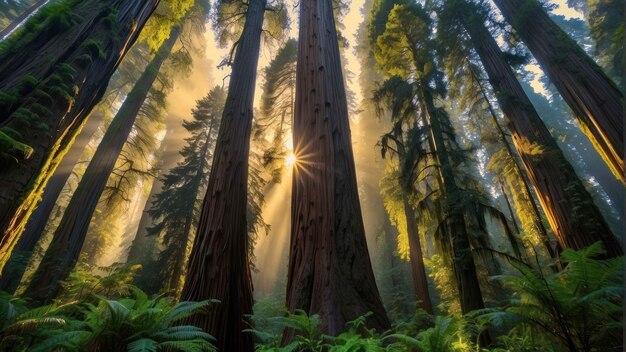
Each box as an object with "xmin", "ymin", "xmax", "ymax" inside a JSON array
[
  {"xmin": 256, "ymin": 38, "xmax": 297, "ymax": 183},
  {"xmin": 480, "ymin": 242, "xmax": 624, "ymax": 350},
  {"xmin": 386, "ymin": 315, "xmax": 475, "ymax": 352},
  {"xmin": 0, "ymin": 288, "xmax": 216, "ymax": 352},
  {"xmin": 0, "ymin": 129, "xmax": 34, "ymax": 162},
  {"xmin": 0, "ymin": 291, "xmax": 76, "ymax": 352},
  {"xmin": 58, "ymin": 263, "xmax": 143, "ymax": 303},
  {"xmin": 79, "ymin": 289, "xmax": 216, "ymax": 351},
  {"xmin": 141, "ymin": 87, "xmax": 225, "ymax": 295}
]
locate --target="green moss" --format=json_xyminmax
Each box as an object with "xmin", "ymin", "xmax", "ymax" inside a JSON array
[
  {"xmin": 18, "ymin": 75, "xmax": 39, "ymax": 91},
  {"xmin": 32, "ymin": 89, "xmax": 55, "ymax": 105},
  {"xmin": 0, "ymin": 129, "xmax": 34, "ymax": 160},
  {"xmin": 29, "ymin": 103, "xmax": 53, "ymax": 118},
  {"xmin": 81, "ymin": 39, "xmax": 104, "ymax": 59},
  {"xmin": 74, "ymin": 53, "xmax": 94, "ymax": 68},
  {"xmin": 0, "ymin": 91, "xmax": 18, "ymax": 105}
]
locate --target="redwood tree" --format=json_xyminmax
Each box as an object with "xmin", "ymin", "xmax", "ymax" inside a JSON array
[
  {"xmin": 286, "ymin": 0, "xmax": 390, "ymax": 336},
  {"xmin": 0, "ymin": 0, "xmax": 160, "ymax": 274},
  {"xmin": 178, "ymin": 0, "xmax": 267, "ymax": 350},
  {"xmin": 492, "ymin": 0, "xmax": 624, "ymax": 182},
  {"xmin": 439, "ymin": 0, "xmax": 622, "ymax": 257},
  {"xmin": 0, "ymin": 111, "xmax": 101, "ymax": 294},
  {"xmin": 23, "ymin": 25, "xmax": 182, "ymax": 305}
]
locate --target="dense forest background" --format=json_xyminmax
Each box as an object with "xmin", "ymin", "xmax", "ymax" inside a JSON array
[{"xmin": 0, "ymin": 0, "xmax": 623, "ymax": 351}]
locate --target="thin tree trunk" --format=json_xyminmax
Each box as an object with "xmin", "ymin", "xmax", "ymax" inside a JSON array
[
  {"xmin": 0, "ymin": 0, "xmax": 160, "ymax": 274},
  {"xmin": 401, "ymin": 194, "xmax": 433, "ymax": 313},
  {"xmin": 178, "ymin": 1, "xmax": 266, "ymax": 351},
  {"xmin": 0, "ymin": 111, "xmax": 102, "ymax": 293},
  {"xmin": 493, "ymin": 0, "xmax": 624, "ymax": 182},
  {"xmin": 286, "ymin": 0, "xmax": 390, "ymax": 337},
  {"xmin": 458, "ymin": 6, "xmax": 622, "ymax": 257},
  {"xmin": 420, "ymin": 89, "xmax": 486, "ymax": 315},
  {"xmin": 0, "ymin": 0, "xmax": 49, "ymax": 40},
  {"xmin": 22, "ymin": 28, "xmax": 179, "ymax": 305}
]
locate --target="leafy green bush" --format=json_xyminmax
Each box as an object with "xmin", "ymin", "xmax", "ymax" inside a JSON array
[
  {"xmin": 481, "ymin": 242, "xmax": 623, "ymax": 351},
  {"xmin": 0, "ymin": 288, "xmax": 216, "ymax": 352}
]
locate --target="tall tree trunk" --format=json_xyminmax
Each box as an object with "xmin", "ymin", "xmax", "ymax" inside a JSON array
[
  {"xmin": 0, "ymin": 0, "xmax": 160, "ymax": 274},
  {"xmin": 457, "ymin": 5, "xmax": 622, "ymax": 257},
  {"xmin": 401, "ymin": 194, "xmax": 433, "ymax": 313},
  {"xmin": 420, "ymin": 89, "xmax": 486, "ymax": 314},
  {"xmin": 0, "ymin": 111, "xmax": 102, "ymax": 294},
  {"xmin": 0, "ymin": 0, "xmax": 49, "ymax": 40},
  {"xmin": 493, "ymin": 0, "xmax": 624, "ymax": 182},
  {"xmin": 22, "ymin": 28, "xmax": 179, "ymax": 305},
  {"xmin": 286, "ymin": 0, "xmax": 390, "ymax": 337},
  {"xmin": 178, "ymin": 1, "xmax": 266, "ymax": 351}
]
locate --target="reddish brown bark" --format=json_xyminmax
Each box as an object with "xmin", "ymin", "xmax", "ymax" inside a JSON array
[
  {"xmin": 178, "ymin": 1, "xmax": 266, "ymax": 351},
  {"xmin": 401, "ymin": 195, "xmax": 433, "ymax": 313},
  {"xmin": 0, "ymin": 0, "xmax": 160, "ymax": 274},
  {"xmin": 23, "ymin": 27, "xmax": 179, "ymax": 305},
  {"xmin": 457, "ymin": 3, "xmax": 622, "ymax": 257},
  {"xmin": 286, "ymin": 0, "xmax": 390, "ymax": 336},
  {"xmin": 493, "ymin": 0, "xmax": 624, "ymax": 182}
]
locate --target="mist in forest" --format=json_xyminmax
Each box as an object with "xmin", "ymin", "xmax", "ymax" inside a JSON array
[{"xmin": 0, "ymin": 0, "xmax": 622, "ymax": 350}]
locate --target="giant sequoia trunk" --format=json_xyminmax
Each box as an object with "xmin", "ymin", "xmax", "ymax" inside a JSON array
[
  {"xmin": 22, "ymin": 28, "xmax": 179, "ymax": 305},
  {"xmin": 177, "ymin": 1, "xmax": 265, "ymax": 351},
  {"xmin": 0, "ymin": 0, "xmax": 49, "ymax": 40},
  {"xmin": 458, "ymin": 5, "xmax": 622, "ymax": 257},
  {"xmin": 286, "ymin": 0, "xmax": 390, "ymax": 336},
  {"xmin": 492, "ymin": 0, "xmax": 624, "ymax": 182},
  {"xmin": 0, "ymin": 0, "xmax": 160, "ymax": 274},
  {"xmin": 420, "ymin": 89, "xmax": 486, "ymax": 314},
  {"xmin": 0, "ymin": 111, "xmax": 102, "ymax": 294}
]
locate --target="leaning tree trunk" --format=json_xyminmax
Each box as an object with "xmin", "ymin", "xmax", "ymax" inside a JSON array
[
  {"xmin": 0, "ymin": 111, "xmax": 102, "ymax": 294},
  {"xmin": 177, "ymin": 1, "xmax": 265, "ymax": 351},
  {"xmin": 286, "ymin": 0, "xmax": 390, "ymax": 337},
  {"xmin": 0, "ymin": 0, "xmax": 160, "ymax": 274},
  {"xmin": 458, "ymin": 6, "xmax": 622, "ymax": 257},
  {"xmin": 493, "ymin": 0, "xmax": 624, "ymax": 182},
  {"xmin": 22, "ymin": 28, "xmax": 179, "ymax": 305},
  {"xmin": 0, "ymin": 0, "xmax": 49, "ymax": 40},
  {"xmin": 401, "ymin": 194, "xmax": 433, "ymax": 314},
  {"xmin": 471, "ymin": 68, "xmax": 557, "ymax": 259}
]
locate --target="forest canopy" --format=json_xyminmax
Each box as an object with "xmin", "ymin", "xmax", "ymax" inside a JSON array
[{"xmin": 0, "ymin": 0, "xmax": 623, "ymax": 351}]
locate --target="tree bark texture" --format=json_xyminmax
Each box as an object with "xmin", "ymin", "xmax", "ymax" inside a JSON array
[
  {"xmin": 0, "ymin": 111, "xmax": 101, "ymax": 294},
  {"xmin": 177, "ymin": 1, "xmax": 266, "ymax": 351},
  {"xmin": 22, "ymin": 27, "xmax": 178, "ymax": 305},
  {"xmin": 459, "ymin": 7, "xmax": 622, "ymax": 257},
  {"xmin": 286, "ymin": 0, "xmax": 390, "ymax": 337},
  {"xmin": 0, "ymin": 0, "xmax": 49, "ymax": 40},
  {"xmin": 0, "ymin": 0, "xmax": 160, "ymax": 274},
  {"xmin": 493, "ymin": 0, "xmax": 624, "ymax": 182}
]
